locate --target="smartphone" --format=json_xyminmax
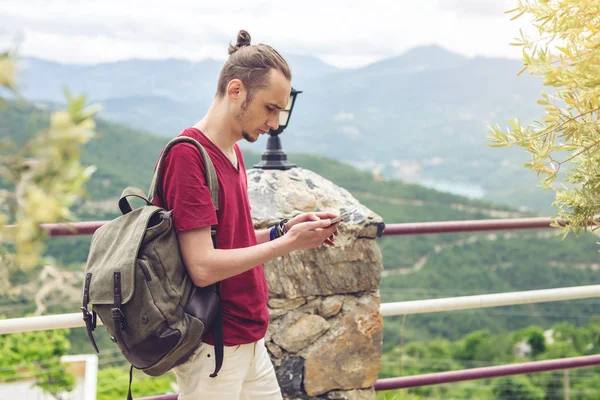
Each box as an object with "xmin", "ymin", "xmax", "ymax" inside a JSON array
[{"xmin": 329, "ymin": 208, "xmax": 357, "ymax": 225}]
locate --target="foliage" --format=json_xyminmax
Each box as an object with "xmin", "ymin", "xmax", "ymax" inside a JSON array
[
  {"xmin": 492, "ymin": 375, "xmax": 545, "ymax": 400},
  {"xmin": 0, "ymin": 53, "xmax": 95, "ymax": 395},
  {"xmin": 526, "ymin": 326, "xmax": 547, "ymax": 357},
  {"xmin": 380, "ymin": 231, "xmax": 600, "ymax": 343},
  {"xmin": 0, "ymin": 327, "xmax": 74, "ymax": 397},
  {"xmin": 380, "ymin": 320, "xmax": 600, "ymax": 399},
  {"xmin": 0, "ymin": 62, "xmax": 98, "ymax": 268},
  {"xmin": 489, "ymin": 0, "xmax": 600, "ymax": 238},
  {"xmin": 0, "ymin": 51, "xmax": 16, "ymax": 95},
  {"xmin": 96, "ymin": 366, "xmax": 176, "ymax": 400}
]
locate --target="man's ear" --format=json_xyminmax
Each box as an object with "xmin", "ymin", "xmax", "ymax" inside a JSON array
[{"xmin": 227, "ymin": 79, "xmax": 245, "ymax": 103}]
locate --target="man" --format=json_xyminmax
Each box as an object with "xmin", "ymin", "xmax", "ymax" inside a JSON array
[{"xmin": 154, "ymin": 30, "xmax": 341, "ymax": 400}]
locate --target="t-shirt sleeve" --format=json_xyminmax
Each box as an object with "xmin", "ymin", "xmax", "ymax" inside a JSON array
[{"xmin": 159, "ymin": 143, "xmax": 218, "ymax": 233}]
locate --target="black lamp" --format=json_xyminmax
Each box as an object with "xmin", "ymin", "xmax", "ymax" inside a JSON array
[{"xmin": 254, "ymin": 87, "xmax": 302, "ymax": 170}]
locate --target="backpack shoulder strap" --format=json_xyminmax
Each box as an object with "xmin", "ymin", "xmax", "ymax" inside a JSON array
[
  {"xmin": 148, "ymin": 135, "xmax": 224, "ymax": 378},
  {"xmin": 147, "ymin": 136, "xmax": 219, "ymax": 211}
]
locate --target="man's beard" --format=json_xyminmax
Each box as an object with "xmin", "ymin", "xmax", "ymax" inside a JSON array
[
  {"xmin": 238, "ymin": 99, "xmax": 258, "ymax": 143},
  {"xmin": 242, "ymin": 131, "xmax": 258, "ymax": 143}
]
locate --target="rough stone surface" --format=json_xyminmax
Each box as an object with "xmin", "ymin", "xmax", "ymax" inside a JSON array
[
  {"xmin": 248, "ymin": 168, "xmax": 382, "ymax": 400},
  {"xmin": 269, "ymin": 307, "xmax": 290, "ymax": 319},
  {"xmin": 249, "ymin": 168, "xmax": 384, "ymax": 298},
  {"xmin": 281, "ymin": 387, "xmax": 376, "ymax": 399},
  {"xmin": 264, "ymin": 242, "xmax": 382, "ymax": 298},
  {"xmin": 249, "ymin": 168, "xmax": 381, "ymax": 234},
  {"xmin": 276, "ymin": 356, "xmax": 305, "ymax": 398},
  {"xmin": 266, "ymin": 341, "xmax": 284, "ymax": 359},
  {"xmin": 318, "ymin": 295, "xmax": 344, "ymax": 318},
  {"xmin": 269, "ymin": 297, "xmax": 307, "ymax": 309},
  {"xmin": 296, "ymin": 298, "xmax": 320, "ymax": 315},
  {"xmin": 303, "ymin": 295, "xmax": 383, "ymax": 396},
  {"xmin": 273, "ymin": 314, "xmax": 330, "ymax": 354},
  {"xmin": 267, "ymin": 311, "xmax": 302, "ymax": 342}
]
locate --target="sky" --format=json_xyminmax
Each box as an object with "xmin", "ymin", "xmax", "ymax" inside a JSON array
[{"xmin": 0, "ymin": 0, "xmax": 528, "ymax": 68}]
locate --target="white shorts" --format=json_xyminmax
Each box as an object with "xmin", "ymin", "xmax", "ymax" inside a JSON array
[{"xmin": 172, "ymin": 338, "xmax": 283, "ymax": 400}]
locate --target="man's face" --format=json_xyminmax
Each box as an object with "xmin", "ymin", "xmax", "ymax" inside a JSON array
[{"xmin": 236, "ymin": 69, "xmax": 291, "ymax": 143}]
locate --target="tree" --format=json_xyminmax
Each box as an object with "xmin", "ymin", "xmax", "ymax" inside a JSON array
[
  {"xmin": 514, "ymin": 326, "xmax": 547, "ymax": 357},
  {"xmin": 492, "ymin": 376, "xmax": 545, "ymax": 400},
  {"xmin": 96, "ymin": 367, "xmax": 176, "ymax": 400},
  {"xmin": 0, "ymin": 52, "xmax": 16, "ymax": 95},
  {"xmin": 0, "ymin": 327, "xmax": 75, "ymax": 398},
  {"xmin": 1, "ymin": 52, "xmax": 98, "ymax": 269},
  {"xmin": 0, "ymin": 51, "xmax": 97, "ymax": 395},
  {"xmin": 488, "ymin": 0, "xmax": 600, "ymax": 238}
]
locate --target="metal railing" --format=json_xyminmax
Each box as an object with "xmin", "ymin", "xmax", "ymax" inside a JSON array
[
  {"xmin": 2, "ymin": 216, "xmax": 599, "ymax": 396},
  {"xmin": 24, "ymin": 216, "xmax": 559, "ymax": 237},
  {"xmin": 375, "ymin": 355, "xmax": 600, "ymax": 391},
  {"xmin": 382, "ymin": 217, "xmax": 559, "ymax": 236},
  {"xmin": 3, "ymin": 283, "xmax": 600, "ymax": 334},
  {"xmin": 379, "ymin": 284, "xmax": 600, "ymax": 316},
  {"xmin": 2, "ymin": 217, "xmax": 560, "ymax": 237}
]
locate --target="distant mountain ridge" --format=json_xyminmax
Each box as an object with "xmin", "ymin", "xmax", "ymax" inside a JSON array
[{"xmin": 17, "ymin": 54, "xmax": 339, "ymax": 102}]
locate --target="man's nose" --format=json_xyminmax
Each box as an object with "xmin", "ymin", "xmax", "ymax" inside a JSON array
[{"xmin": 266, "ymin": 115, "xmax": 279, "ymax": 131}]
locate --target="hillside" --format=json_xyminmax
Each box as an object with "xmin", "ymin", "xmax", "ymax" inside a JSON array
[
  {"xmin": 2, "ymin": 102, "xmax": 600, "ymax": 349},
  {"xmin": 0, "ymin": 101, "xmax": 168, "ymax": 199},
  {"xmin": 17, "ymin": 47, "xmax": 557, "ymax": 213}
]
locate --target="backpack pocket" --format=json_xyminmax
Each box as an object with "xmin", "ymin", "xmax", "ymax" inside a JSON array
[{"xmin": 117, "ymin": 258, "xmax": 182, "ymax": 369}]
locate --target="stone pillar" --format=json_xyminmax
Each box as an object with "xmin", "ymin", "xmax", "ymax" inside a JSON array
[{"xmin": 248, "ymin": 168, "xmax": 385, "ymax": 400}]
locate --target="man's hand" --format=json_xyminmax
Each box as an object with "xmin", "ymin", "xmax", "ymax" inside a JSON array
[{"xmin": 283, "ymin": 212, "xmax": 341, "ymax": 249}]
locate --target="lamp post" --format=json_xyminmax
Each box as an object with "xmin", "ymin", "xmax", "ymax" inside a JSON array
[{"xmin": 254, "ymin": 87, "xmax": 302, "ymax": 170}]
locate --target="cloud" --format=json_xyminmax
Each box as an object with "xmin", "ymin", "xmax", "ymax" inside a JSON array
[
  {"xmin": 1, "ymin": 13, "xmax": 230, "ymax": 45},
  {"xmin": 0, "ymin": 0, "xmax": 523, "ymax": 68},
  {"xmin": 437, "ymin": 0, "xmax": 515, "ymax": 17},
  {"xmin": 338, "ymin": 125, "xmax": 360, "ymax": 137},
  {"xmin": 333, "ymin": 112, "xmax": 355, "ymax": 121}
]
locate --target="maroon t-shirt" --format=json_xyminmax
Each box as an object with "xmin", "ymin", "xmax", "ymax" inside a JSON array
[{"xmin": 153, "ymin": 127, "xmax": 269, "ymax": 346}]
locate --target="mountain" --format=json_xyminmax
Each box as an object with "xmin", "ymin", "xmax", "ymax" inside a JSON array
[
  {"xmin": 18, "ymin": 57, "xmax": 222, "ymax": 102},
  {"xmin": 341, "ymin": 44, "xmax": 469, "ymax": 77},
  {"xmin": 15, "ymin": 47, "xmax": 555, "ymax": 213},
  {"xmin": 17, "ymin": 54, "xmax": 338, "ymax": 103},
  {"xmin": 289, "ymin": 52, "xmax": 552, "ymax": 212},
  {"xmin": 97, "ymin": 95, "xmax": 206, "ymax": 136},
  {"xmin": 0, "ymin": 101, "xmax": 168, "ymax": 200}
]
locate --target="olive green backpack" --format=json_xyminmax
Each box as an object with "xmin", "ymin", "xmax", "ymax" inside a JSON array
[{"xmin": 81, "ymin": 136, "xmax": 223, "ymax": 399}]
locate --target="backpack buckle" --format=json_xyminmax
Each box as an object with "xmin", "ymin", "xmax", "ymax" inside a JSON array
[
  {"xmin": 81, "ymin": 307, "xmax": 97, "ymax": 329},
  {"xmin": 81, "ymin": 307, "xmax": 99, "ymax": 353},
  {"xmin": 81, "ymin": 306, "xmax": 91, "ymax": 321}
]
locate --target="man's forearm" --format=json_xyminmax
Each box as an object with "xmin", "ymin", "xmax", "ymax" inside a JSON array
[
  {"xmin": 255, "ymin": 228, "xmax": 271, "ymax": 244},
  {"xmin": 181, "ymin": 218, "xmax": 337, "ymax": 287},
  {"xmin": 190, "ymin": 237, "xmax": 293, "ymax": 286}
]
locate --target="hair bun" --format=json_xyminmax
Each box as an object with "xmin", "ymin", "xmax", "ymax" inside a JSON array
[
  {"xmin": 228, "ymin": 30, "xmax": 252, "ymax": 55},
  {"xmin": 236, "ymin": 30, "xmax": 251, "ymax": 47}
]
